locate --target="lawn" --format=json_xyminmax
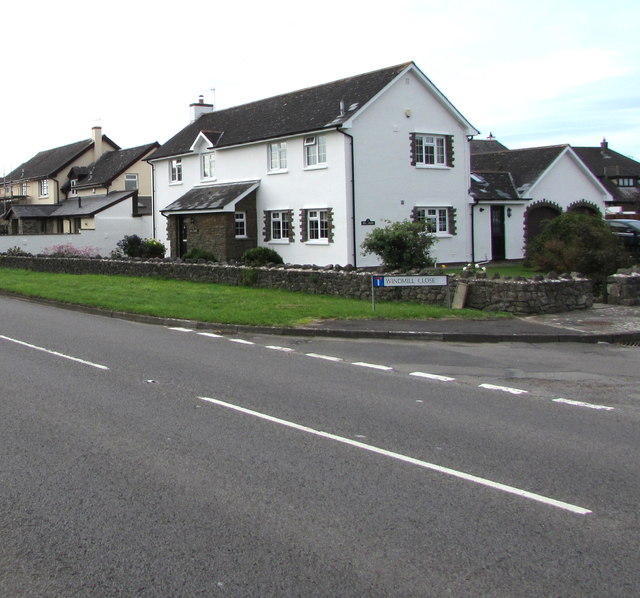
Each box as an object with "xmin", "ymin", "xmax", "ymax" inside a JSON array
[{"xmin": 0, "ymin": 267, "xmax": 509, "ymax": 327}]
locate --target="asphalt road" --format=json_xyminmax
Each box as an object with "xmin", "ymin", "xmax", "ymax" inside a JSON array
[{"xmin": 1, "ymin": 296, "xmax": 639, "ymax": 597}]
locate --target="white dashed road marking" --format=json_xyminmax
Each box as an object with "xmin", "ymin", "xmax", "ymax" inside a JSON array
[
  {"xmin": 479, "ymin": 383, "xmax": 528, "ymax": 395},
  {"xmin": 553, "ymin": 398, "xmax": 615, "ymax": 411},
  {"xmin": 410, "ymin": 371, "xmax": 456, "ymax": 382},
  {"xmin": 171, "ymin": 327, "xmax": 615, "ymax": 414},
  {"xmin": 306, "ymin": 353, "xmax": 343, "ymax": 362},
  {"xmin": 198, "ymin": 396, "xmax": 592, "ymax": 516},
  {"xmin": 0, "ymin": 334, "xmax": 109, "ymax": 370},
  {"xmin": 352, "ymin": 362, "xmax": 393, "ymax": 371}
]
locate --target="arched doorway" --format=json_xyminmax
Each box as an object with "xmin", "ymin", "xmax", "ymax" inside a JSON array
[{"xmin": 525, "ymin": 202, "xmax": 562, "ymax": 251}]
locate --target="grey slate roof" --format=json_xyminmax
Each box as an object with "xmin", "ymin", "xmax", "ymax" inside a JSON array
[
  {"xmin": 470, "ymin": 172, "xmax": 521, "ymax": 201},
  {"xmin": 573, "ymin": 145, "xmax": 640, "ymax": 207},
  {"xmin": 72, "ymin": 143, "xmax": 159, "ymax": 189},
  {"xmin": 5, "ymin": 135, "xmax": 120, "ymax": 181},
  {"xmin": 161, "ymin": 181, "xmax": 260, "ymax": 213},
  {"xmin": 471, "ymin": 145, "xmax": 568, "ymax": 193},
  {"xmin": 149, "ymin": 62, "xmax": 416, "ymax": 161},
  {"xmin": 6, "ymin": 204, "xmax": 59, "ymax": 218},
  {"xmin": 5, "ymin": 191, "xmax": 136, "ymax": 219},
  {"xmin": 470, "ymin": 138, "xmax": 509, "ymax": 154}
]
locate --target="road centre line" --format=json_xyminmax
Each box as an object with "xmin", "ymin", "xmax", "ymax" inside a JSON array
[
  {"xmin": 0, "ymin": 334, "xmax": 109, "ymax": 370},
  {"xmin": 553, "ymin": 398, "xmax": 615, "ymax": 411},
  {"xmin": 306, "ymin": 353, "xmax": 343, "ymax": 362},
  {"xmin": 411, "ymin": 371, "xmax": 456, "ymax": 382},
  {"xmin": 479, "ymin": 383, "xmax": 528, "ymax": 395},
  {"xmin": 353, "ymin": 362, "xmax": 394, "ymax": 371},
  {"xmin": 197, "ymin": 396, "xmax": 592, "ymax": 516},
  {"xmin": 266, "ymin": 345, "xmax": 295, "ymax": 352},
  {"xmin": 176, "ymin": 328, "xmax": 613, "ymax": 414}
]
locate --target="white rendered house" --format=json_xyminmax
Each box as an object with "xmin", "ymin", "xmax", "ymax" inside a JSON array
[
  {"xmin": 471, "ymin": 144, "xmax": 614, "ymax": 261},
  {"xmin": 148, "ymin": 62, "xmax": 479, "ymax": 266}
]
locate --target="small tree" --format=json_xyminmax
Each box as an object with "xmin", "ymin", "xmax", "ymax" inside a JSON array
[
  {"xmin": 526, "ymin": 212, "xmax": 633, "ymax": 293},
  {"xmin": 361, "ymin": 219, "xmax": 436, "ymax": 270}
]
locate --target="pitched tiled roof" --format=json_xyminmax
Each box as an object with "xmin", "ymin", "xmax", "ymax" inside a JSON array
[
  {"xmin": 6, "ymin": 191, "xmax": 137, "ymax": 219},
  {"xmin": 73, "ymin": 143, "xmax": 159, "ymax": 189},
  {"xmin": 470, "ymin": 139, "xmax": 509, "ymax": 154},
  {"xmin": 573, "ymin": 146, "xmax": 640, "ymax": 178},
  {"xmin": 471, "ymin": 145, "xmax": 567, "ymax": 193},
  {"xmin": 573, "ymin": 146, "xmax": 640, "ymax": 207},
  {"xmin": 5, "ymin": 135, "xmax": 121, "ymax": 182},
  {"xmin": 149, "ymin": 63, "xmax": 420, "ymax": 161},
  {"xmin": 470, "ymin": 171, "xmax": 521, "ymax": 201},
  {"xmin": 161, "ymin": 180, "xmax": 259, "ymax": 213}
]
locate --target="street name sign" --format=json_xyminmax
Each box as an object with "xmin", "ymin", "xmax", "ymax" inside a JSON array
[{"xmin": 372, "ymin": 275, "xmax": 448, "ymax": 288}]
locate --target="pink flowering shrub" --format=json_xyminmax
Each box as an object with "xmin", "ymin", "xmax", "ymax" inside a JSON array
[{"xmin": 42, "ymin": 244, "xmax": 102, "ymax": 258}]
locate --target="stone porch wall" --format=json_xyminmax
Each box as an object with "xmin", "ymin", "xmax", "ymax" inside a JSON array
[
  {"xmin": 0, "ymin": 255, "xmax": 595, "ymax": 314},
  {"xmin": 607, "ymin": 266, "xmax": 640, "ymax": 306}
]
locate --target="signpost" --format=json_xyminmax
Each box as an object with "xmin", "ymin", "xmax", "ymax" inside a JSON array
[{"xmin": 371, "ymin": 275, "xmax": 450, "ymax": 311}]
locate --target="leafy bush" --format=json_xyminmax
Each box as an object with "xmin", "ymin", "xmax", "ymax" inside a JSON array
[
  {"xmin": 242, "ymin": 247, "xmax": 284, "ymax": 266},
  {"xmin": 4, "ymin": 246, "xmax": 32, "ymax": 256},
  {"xmin": 42, "ymin": 244, "xmax": 102, "ymax": 258},
  {"xmin": 526, "ymin": 212, "xmax": 633, "ymax": 291},
  {"xmin": 361, "ymin": 219, "xmax": 436, "ymax": 270},
  {"xmin": 116, "ymin": 235, "xmax": 166, "ymax": 259},
  {"xmin": 183, "ymin": 248, "xmax": 217, "ymax": 262}
]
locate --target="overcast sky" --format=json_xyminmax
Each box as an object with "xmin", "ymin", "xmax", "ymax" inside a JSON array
[{"xmin": 2, "ymin": 0, "xmax": 639, "ymax": 175}]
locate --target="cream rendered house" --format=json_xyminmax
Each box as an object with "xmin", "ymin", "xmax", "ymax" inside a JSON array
[{"xmin": 0, "ymin": 128, "xmax": 158, "ymax": 255}]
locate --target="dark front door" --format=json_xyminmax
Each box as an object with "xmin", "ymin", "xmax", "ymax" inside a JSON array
[
  {"xmin": 491, "ymin": 206, "xmax": 506, "ymax": 261},
  {"xmin": 178, "ymin": 215, "xmax": 188, "ymax": 257}
]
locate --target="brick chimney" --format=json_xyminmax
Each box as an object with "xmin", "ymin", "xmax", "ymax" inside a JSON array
[
  {"xmin": 189, "ymin": 95, "xmax": 214, "ymax": 123},
  {"xmin": 600, "ymin": 137, "xmax": 608, "ymax": 150},
  {"xmin": 92, "ymin": 126, "xmax": 103, "ymax": 161}
]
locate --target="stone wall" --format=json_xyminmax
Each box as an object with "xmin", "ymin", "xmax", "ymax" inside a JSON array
[
  {"xmin": 0, "ymin": 255, "xmax": 595, "ymax": 314},
  {"xmin": 607, "ymin": 266, "xmax": 640, "ymax": 306}
]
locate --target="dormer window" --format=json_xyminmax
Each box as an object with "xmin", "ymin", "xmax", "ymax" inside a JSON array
[
  {"xmin": 70, "ymin": 179, "xmax": 78, "ymax": 196},
  {"xmin": 201, "ymin": 152, "xmax": 215, "ymax": 180},
  {"xmin": 616, "ymin": 177, "xmax": 635, "ymax": 187}
]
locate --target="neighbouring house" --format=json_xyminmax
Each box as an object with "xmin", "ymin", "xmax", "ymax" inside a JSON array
[
  {"xmin": 470, "ymin": 143, "xmax": 614, "ymax": 260},
  {"xmin": 573, "ymin": 139, "xmax": 640, "ymax": 218},
  {"xmin": 148, "ymin": 62, "xmax": 479, "ymax": 266},
  {"xmin": 0, "ymin": 128, "xmax": 158, "ymax": 255}
]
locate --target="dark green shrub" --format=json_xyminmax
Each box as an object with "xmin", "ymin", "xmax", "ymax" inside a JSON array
[
  {"xmin": 361, "ymin": 219, "xmax": 436, "ymax": 270},
  {"xmin": 526, "ymin": 212, "xmax": 633, "ymax": 293},
  {"xmin": 116, "ymin": 235, "xmax": 166, "ymax": 259},
  {"xmin": 183, "ymin": 248, "xmax": 217, "ymax": 262},
  {"xmin": 242, "ymin": 247, "xmax": 284, "ymax": 266}
]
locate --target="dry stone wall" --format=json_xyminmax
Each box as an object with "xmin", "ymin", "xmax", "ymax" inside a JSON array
[
  {"xmin": 607, "ymin": 266, "xmax": 640, "ymax": 306},
  {"xmin": 0, "ymin": 255, "xmax": 595, "ymax": 314}
]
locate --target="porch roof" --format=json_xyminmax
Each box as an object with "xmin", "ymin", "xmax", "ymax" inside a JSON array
[{"xmin": 160, "ymin": 180, "xmax": 259, "ymax": 214}]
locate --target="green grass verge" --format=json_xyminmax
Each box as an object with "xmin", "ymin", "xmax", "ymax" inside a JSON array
[{"xmin": 0, "ymin": 267, "xmax": 510, "ymax": 327}]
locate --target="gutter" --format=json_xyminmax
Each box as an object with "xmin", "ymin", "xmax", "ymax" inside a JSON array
[{"xmin": 337, "ymin": 126, "xmax": 357, "ymax": 267}]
